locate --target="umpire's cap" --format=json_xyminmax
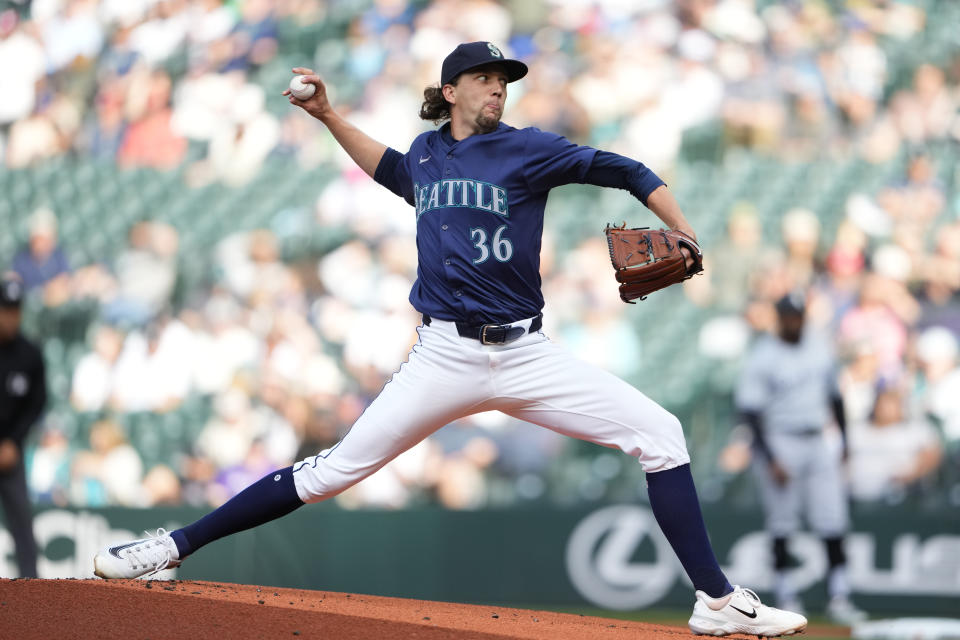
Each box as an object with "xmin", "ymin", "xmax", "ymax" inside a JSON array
[
  {"xmin": 775, "ymin": 291, "xmax": 806, "ymax": 316},
  {"xmin": 0, "ymin": 277, "xmax": 24, "ymax": 308},
  {"xmin": 441, "ymin": 42, "xmax": 527, "ymax": 86}
]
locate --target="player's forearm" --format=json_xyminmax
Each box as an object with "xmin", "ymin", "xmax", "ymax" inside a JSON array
[
  {"xmin": 318, "ymin": 110, "xmax": 388, "ymax": 178},
  {"xmin": 582, "ymin": 151, "xmax": 664, "ymax": 205},
  {"xmin": 646, "ymin": 186, "xmax": 697, "ymax": 240}
]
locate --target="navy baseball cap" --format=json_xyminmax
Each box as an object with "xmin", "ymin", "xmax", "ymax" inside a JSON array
[
  {"xmin": 441, "ymin": 41, "xmax": 528, "ymax": 86},
  {"xmin": 0, "ymin": 277, "xmax": 24, "ymax": 308},
  {"xmin": 775, "ymin": 291, "xmax": 806, "ymax": 316}
]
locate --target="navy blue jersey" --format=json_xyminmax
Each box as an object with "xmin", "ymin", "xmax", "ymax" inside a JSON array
[{"xmin": 375, "ymin": 122, "xmax": 597, "ymax": 324}]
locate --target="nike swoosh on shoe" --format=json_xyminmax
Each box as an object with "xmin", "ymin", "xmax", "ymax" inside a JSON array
[
  {"xmin": 108, "ymin": 541, "xmax": 142, "ymax": 559},
  {"xmin": 730, "ymin": 605, "xmax": 758, "ymax": 619}
]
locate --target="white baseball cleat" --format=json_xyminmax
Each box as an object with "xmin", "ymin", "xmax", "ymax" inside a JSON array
[
  {"xmin": 688, "ymin": 585, "xmax": 808, "ymax": 637},
  {"xmin": 93, "ymin": 528, "xmax": 182, "ymax": 579}
]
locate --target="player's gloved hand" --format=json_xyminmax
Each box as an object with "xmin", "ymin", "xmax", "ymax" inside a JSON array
[
  {"xmin": 604, "ymin": 225, "xmax": 704, "ymax": 303},
  {"xmin": 674, "ymin": 226, "xmax": 699, "ymax": 271}
]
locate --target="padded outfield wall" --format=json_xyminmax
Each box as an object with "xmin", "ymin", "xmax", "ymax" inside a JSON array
[{"xmin": 1, "ymin": 504, "xmax": 957, "ymax": 616}]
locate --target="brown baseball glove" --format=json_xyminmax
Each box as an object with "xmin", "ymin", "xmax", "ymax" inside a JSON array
[{"xmin": 604, "ymin": 224, "xmax": 704, "ymax": 303}]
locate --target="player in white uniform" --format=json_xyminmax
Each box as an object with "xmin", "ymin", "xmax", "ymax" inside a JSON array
[
  {"xmin": 735, "ymin": 292, "xmax": 867, "ymax": 625},
  {"xmin": 94, "ymin": 42, "xmax": 806, "ymax": 637}
]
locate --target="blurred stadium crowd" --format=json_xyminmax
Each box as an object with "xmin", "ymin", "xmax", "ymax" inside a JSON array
[{"xmin": 0, "ymin": 0, "xmax": 958, "ymax": 511}]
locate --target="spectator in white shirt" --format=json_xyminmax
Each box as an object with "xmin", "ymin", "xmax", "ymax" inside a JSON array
[{"xmin": 847, "ymin": 386, "xmax": 943, "ymax": 502}]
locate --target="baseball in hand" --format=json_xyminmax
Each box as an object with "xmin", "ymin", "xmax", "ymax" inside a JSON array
[{"xmin": 289, "ymin": 75, "xmax": 315, "ymax": 100}]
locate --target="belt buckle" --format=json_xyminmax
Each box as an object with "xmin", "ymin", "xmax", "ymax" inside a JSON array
[{"xmin": 480, "ymin": 324, "xmax": 504, "ymax": 345}]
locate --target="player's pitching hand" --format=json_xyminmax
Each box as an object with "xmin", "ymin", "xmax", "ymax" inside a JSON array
[{"xmin": 283, "ymin": 67, "xmax": 331, "ymax": 120}]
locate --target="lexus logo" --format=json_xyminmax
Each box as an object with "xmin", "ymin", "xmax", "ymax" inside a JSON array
[{"xmin": 565, "ymin": 505, "xmax": 679, "ymax": 609}]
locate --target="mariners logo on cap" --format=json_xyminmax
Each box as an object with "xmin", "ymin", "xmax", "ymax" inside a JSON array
[{"xmin": 486, "ymin": 42, "xmax": 503, "ymax": 58}]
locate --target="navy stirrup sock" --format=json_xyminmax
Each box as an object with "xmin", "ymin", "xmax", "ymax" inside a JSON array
[
  {"xmin": 170, "ymin": 466, "xmax": 304, "ymax": 558},
  {"xmin": 646, "ymin": 463, "xmax": 733, "ymax": 598}
]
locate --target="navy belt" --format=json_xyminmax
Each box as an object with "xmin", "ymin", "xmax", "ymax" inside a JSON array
[{"xmin": 422, "ymin": 313, "xmax": 543, "ymax": 345}]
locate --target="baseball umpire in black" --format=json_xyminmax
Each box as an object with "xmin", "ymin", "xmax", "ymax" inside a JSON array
[{"xmin": 0, "ymin": 276, "xmax": 46, "ymax": 578}]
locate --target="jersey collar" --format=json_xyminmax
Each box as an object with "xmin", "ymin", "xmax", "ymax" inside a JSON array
[{"xmin": 438, "ymin": 121, "xmax": 510, "ymax": 146}]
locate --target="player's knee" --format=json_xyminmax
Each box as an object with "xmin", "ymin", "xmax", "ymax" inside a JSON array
[
  {"xmin": 638, "ymin": 411, "xmax": 690, "ymax": 471},
  {"xmin": 666, "ymin": 411, "xmax": 685, "ymax": 436},
  {"xmin": 659, "ymin": 411, "xmax": 688, "ymax": 455}
]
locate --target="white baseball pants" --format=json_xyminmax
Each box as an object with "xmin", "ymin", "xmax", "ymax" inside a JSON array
[
  {"xmin": 752, "ymin": 431, "xmax": 849, "ymax": 537},
  {"xmin": 292, "ymin": 317, "xmax": 690, "ymax": 503}
]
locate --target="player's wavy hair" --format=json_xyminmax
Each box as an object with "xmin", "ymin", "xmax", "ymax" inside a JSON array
[{"xmin": 419, "ymin": 81, "xmax": 455, "ymax": 123}]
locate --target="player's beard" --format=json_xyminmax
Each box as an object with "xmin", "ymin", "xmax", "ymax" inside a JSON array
[{"xmin": 475, "ymin": 109, "xmax": 501, "ymax": 133}]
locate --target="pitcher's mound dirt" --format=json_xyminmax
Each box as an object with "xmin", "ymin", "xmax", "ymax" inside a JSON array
[{"xmin": 0, "ymin": 578, "xmax": 765, "ymax": 639}]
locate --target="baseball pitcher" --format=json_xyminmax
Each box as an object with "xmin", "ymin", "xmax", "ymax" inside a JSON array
[{"xmin": 95, "ymin": 42, "xmax": 805, "ymax": 637}]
